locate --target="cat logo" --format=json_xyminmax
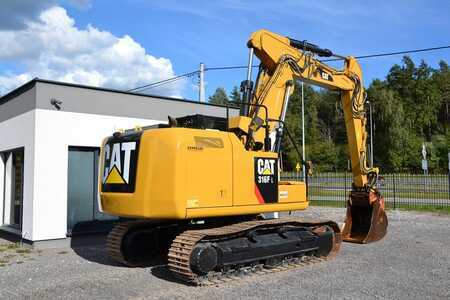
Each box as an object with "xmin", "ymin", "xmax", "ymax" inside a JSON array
[
  {"xmin": 254, "ymin": 157, "xmax": 278, "ymax": 204},
  {"xmin": 317, "ymin": 68, "xmax": 333, "ymax": 82},
  {"xmin": 103, "ymin": 142, "xmax": 137, "ymax": 185},
  {"xmin": 321, "ymin": 71, "xmax": 330, "ymax": 81},
  {"xmin": 256, "ymin": 158, "xmax": 276, "ymax": 176}
]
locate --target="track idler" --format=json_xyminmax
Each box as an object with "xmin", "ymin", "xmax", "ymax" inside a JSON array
[{"xmin": 342, "ymin": 190, "xmax": 388, "ymax": 243}]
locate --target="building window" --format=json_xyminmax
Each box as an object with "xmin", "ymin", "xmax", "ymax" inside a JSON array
[
  {"xmin": 0, "ymin": 148, "xmax": 24, "ymax": 230},
  {"xmin": 67, "ymin": 147, "xmax": 117, "ymax": 233}
]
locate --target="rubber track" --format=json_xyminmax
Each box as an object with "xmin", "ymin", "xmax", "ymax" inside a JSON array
[
  {"xmin": 106, "ymin": 220, "xmax": 153, "ymax": 267},
  {"xmin": 167, "ymin": 217, "xmax": 341, "ymax": 285}
]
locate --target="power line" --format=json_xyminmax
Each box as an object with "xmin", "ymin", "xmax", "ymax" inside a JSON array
[
  {"xmin": 205, "ymin": 65, "xmax": 250, "ymax": 71},
  {"xmin": 206, "ymin": 45, "xmax": 450, "ymax": 68},
  {"xmin": 127, "ymin": 44, "xmax": 450, "ymax": 91},
  {"xmin": 324, "ymin": 45, "xmax": 450, "ymax": 62},
  {"xmin": 127, "ymin": 70, "xmax": 199, "ymax": 92}
]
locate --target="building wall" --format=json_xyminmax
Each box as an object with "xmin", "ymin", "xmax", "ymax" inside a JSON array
[
  {"xmin": 0, "ymin": 110, "xmax": 35, "ymax": 240},
  {"xmin": 0, "ymin": 86, "xmax": 36, "ymax": 123},
  {"xmin": 0, "ymin": 153, "xmax": 4, "ymax": 224},
  {"xmin": 32, "ymin": 109, "xmax": 161, "ymax": 241}
]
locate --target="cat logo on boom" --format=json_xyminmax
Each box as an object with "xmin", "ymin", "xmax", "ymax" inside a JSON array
[{"xmin": 102, "ymin": 138, "xmax": 140, "ymax": 193}]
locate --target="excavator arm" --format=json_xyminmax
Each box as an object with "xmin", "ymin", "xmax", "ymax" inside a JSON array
[
  {"xmin": 246, "ymin": 29, "xmax": 376, "ymax": 187},
  {"xmin": 236, "ymin": 29, "xmax": 387, "ymax": 243}
]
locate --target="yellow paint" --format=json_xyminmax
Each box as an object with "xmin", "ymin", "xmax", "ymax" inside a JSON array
[
  {"xmin": 278, "ymin": 181, "xmax": 306, "ymax": 203},
  {"xmin": 186, "ymin": 201, "xmax": 308, "ymax": 219},
  {"xmin": 105, "ymin": 166, "xmax": 126, "ymax": 184},
  {"xmin": 228, "ymin": 116, "xmax": 251, "ymax": 132},
  {"xmin": 100, "ymin": 128, "xmax": 307, "ymax": 219},
  {"xmin": 187, "ymin": 198, "xmax": 199, "ymax": 208},
  {"xmin": 262, "ymin": 168, "xmax": 272, "ymax": 175}
]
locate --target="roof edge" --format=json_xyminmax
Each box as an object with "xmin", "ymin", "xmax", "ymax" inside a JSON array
[
  {"xmin": 0, "ymin": 78, "xmax": 238, "ymax": 110},
  {"xmin": 0, "ymin": 78, "xmax": 38, "ymax": 106}
]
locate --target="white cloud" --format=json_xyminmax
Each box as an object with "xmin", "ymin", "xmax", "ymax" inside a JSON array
[{"xmin": 0, "ymin": 6, "xmax": 182, "ymax": 97}]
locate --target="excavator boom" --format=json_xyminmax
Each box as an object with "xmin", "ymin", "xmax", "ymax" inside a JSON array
[{"xmin": 242, "ymin": 29, "xmax": 387, "ymax": 243}]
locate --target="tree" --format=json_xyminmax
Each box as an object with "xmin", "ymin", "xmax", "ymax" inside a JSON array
[
  {"xmin": 282, "ymin": 83, "xmax": 320, "ymax": 170},
  {"xmin": 386, "ymin": 56, "xmax": 441, "ymax": 139},
  {"xmin": 229, "ymin": 86, "xmax": 241, "ymax": 105},
  {"xmin": 257, "ymin": 56, "xmax": 449, "ymax": 172},
  {"xmin": 209, "ymin": 87, "xmax": 229, "ymax": 105},
  {"xmin": 413, "ymin": 60, "xmax": 441, "ymax": 139},
  {"xmin": 367, "ymin": 79, "xmax": 421, "ymax": 171},
  {"xmin": 433, "ymin": 60, "xmax": 450, "ymax": 134}
]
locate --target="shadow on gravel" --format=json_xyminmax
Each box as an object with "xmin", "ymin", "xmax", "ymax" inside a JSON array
[
  {"xmin": 151, "ymin": 265, "xmax": 192, "ymax": 285},
  {"xmin": 70, "ymin": 233, "xmax": 170, "ymax": 270},
  {"xmin": 68, "ymin": 229, "xmax": 190, "ymax": 285},
  {"xmin": 70, "ymin": 234, "xmax": 120, "ymax": 266}
]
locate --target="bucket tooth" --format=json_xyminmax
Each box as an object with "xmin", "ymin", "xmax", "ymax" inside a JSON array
[{"xmin": 341, "ymin": 190, "xmax": 388, "ymax": 243}]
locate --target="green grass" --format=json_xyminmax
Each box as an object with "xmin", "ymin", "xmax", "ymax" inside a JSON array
[
  {"xmin": 304, "ymin": 172, "xmax": 450, "ymax": 213},
  {"xmin": 391, "ymin": 204, "xmax": 450, "ymax": 214},
  {"xmin": 309, "ymin": 189, "xmax": 449, "ymax": 200},
  {"xmin": 0, "ymin": 243, "xmax": 20, "ymax": 252},
  {"xmin": 7, "ymin": 243, "xmax": 20, "ymax": 250},
  {"xmin": 309, "ymin": 200, "xmax": 345, "ymax": 208},
  {"xmin": 309, "ymin": 200, "xmax": 450, "ymax": 214},
  {"xmin": 282, "ymin": 172, "xmax": 450, "ymax": 190},
  {"xmin": 15, "ymin": 248, "xmax": 31, "ymax": 254},
  {"xmin": 0, "ymin": 242, "xmax": 34, "ymax": 267}
]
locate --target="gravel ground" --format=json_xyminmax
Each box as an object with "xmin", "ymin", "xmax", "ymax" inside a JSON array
[{"xmin": 0, "ymin": 207, "xmax": 449, "ymax": 300}]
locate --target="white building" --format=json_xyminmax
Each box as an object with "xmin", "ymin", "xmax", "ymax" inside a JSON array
[{"xmin": 0, "ymin": 79, "xmax": 236, "ymax": 247}]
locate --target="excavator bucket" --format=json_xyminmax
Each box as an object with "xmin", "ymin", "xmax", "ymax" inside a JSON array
[{"xmin": 341, "ymin": 191, "xmax": 388, "ymax": 243}]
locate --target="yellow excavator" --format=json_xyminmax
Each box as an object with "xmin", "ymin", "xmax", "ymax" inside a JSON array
[{"xmin": 99, "ymin": 29, "xmax": 388, "ymax": 285}]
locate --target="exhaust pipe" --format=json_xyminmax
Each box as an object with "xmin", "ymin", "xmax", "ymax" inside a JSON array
[{"xmin": 341, "ymin": 190, "xmax": 388, "ymax": 243}]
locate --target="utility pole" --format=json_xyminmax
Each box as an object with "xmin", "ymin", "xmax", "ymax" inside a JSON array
[
  {"xmin": 448, "ymin": 152, "xmax": 450, "ymax": 200},
  {"xmin": 367, "ymin": 101, "xmax": 374, "ymax": 167},
  {"xmin": 301, "ymin": 82, "xmax": 306, "ymax": 180},
  {"xmin": 198, "ymin": 63, "xmax": 205, "ymax": 102}
]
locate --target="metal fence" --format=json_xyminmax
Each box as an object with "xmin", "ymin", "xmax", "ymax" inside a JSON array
[{"xmin": 281, "ymin": 171, "xmax": 450, "ymax": 209}]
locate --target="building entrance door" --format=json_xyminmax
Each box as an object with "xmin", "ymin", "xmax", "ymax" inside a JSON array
[
  {"xmin": 67, "ymin": 147, "xmax": 116, "ymax": 232},
  {"xmin": 1, "ymin": 148, "xmax": 24, "ymax": 230}
]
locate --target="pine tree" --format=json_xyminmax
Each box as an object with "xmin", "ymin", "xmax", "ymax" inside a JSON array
[
  {"xmin": 229, "ymin": 86, "xmax": 241, "ymax": 106},
  {"xmin": 209, "ymin": 87, "xmax": 229, "ymax": 105}
]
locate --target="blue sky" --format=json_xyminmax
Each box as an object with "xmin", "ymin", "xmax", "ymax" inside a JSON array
[{"xmin": 1, "ymin": 0, "xmax": 449, "ymax": 100}]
